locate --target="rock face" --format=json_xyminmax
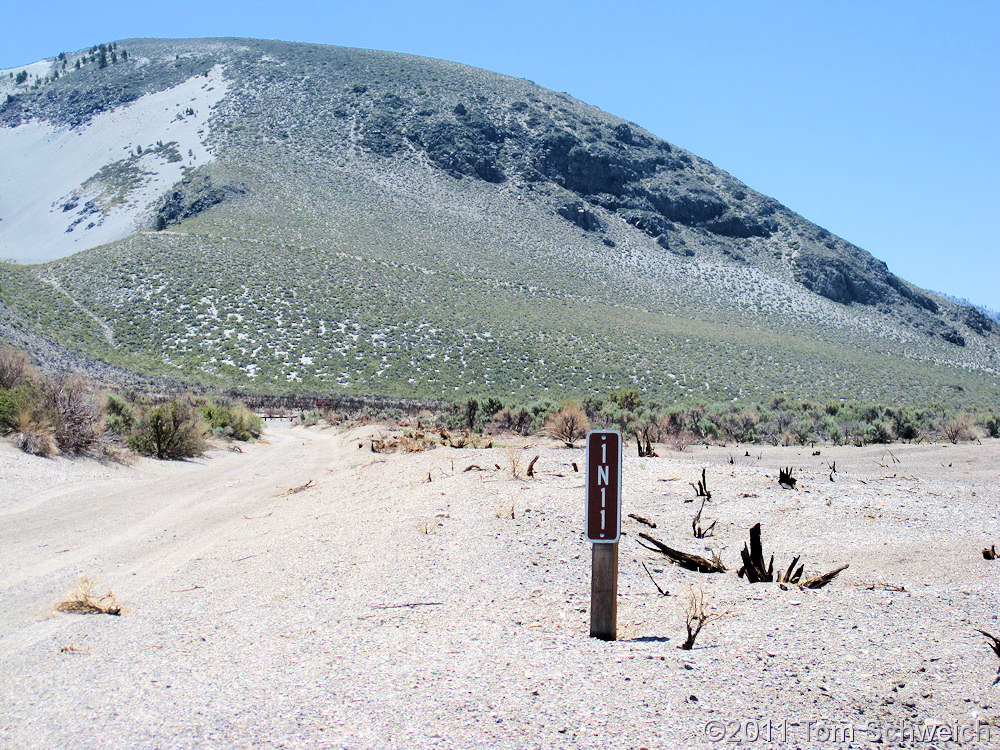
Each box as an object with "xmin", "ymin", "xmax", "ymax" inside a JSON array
[
  {"xmin": 153, "ymin": 174, "xmax": 244, "ymax": 229},
  {"xmin": 557, "ymin": 202, "xmax": 603, "ymax": 232}
]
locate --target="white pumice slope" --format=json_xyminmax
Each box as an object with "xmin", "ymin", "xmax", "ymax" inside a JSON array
[{"xmin": 0, "ymin": 65, "xmax": 227, "ymax": 264}]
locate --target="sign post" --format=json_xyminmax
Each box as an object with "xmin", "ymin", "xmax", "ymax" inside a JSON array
[{"xmin": 586, "ymin": 430, "xmax": 622, "ymax": 640}]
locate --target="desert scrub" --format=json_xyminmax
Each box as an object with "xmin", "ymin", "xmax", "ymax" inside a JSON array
[
  {"xmin": 40, "ymin": 374, "xmax": 104, "ymax": 456},
  {"xmin": 0, "ymin": 386, "xmax": 38, "ymax": 434},
  {"xmin": 546, "ymin": 404, "xmax": 589, "ymax": 447},
  {"xmin": 9, "ymin": 410, "xmax": 57, "ymax": 457},
  {"xmin": 0, "ymin": 345, "xmax": 37, "ymax": 390},
  {"xmin": 199, "ymin": 398, "xmax": 262, "ymax": 440},
  {"xmin": 129, "ymin": 399, "xmax": 207, "ymax": 459},
  {"xmin": 104, "ymin": 393, "xmax": 138, "ymax": 436}
]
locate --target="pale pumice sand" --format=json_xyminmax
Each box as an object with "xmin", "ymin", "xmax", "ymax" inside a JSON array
[
  {"xmin": 0, "ymin": 425, "xmax": 998, "ymax": 748},
  {"xmin": 0, "ymin": 65, "xmax": 227, "ymax": 264}
]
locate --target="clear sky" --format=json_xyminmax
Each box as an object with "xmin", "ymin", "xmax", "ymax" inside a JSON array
[{"xmin": 3, "ymin": 1, "xmax": 998, "ymax": 310}]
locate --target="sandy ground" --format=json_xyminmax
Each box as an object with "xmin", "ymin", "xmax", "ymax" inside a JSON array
[
  {"xmin": 0, "ymin": 66, "xmax": 226, "ymax": 264},
  {"xmin": 1, "ymin": 424, "xmax": 998, "ymax": 749}
]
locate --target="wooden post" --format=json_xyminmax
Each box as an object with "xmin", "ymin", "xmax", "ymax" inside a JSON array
[
  {"xmin": 586, "ymin": 430, "xmax": 622, "ymax": 640},
  {"xmin": 590, "ymin": 541, "xmax": 619, "ymax": 640}
]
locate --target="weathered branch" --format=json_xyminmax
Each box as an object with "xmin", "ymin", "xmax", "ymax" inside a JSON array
[{"xmin": 636, "ymin": 532, "xmax": 726, "ymax": 573}]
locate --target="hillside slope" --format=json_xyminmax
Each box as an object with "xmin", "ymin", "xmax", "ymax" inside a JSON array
[{"xmin": 1, "ymin": 38, "xmax": 998, "ymax": 406}]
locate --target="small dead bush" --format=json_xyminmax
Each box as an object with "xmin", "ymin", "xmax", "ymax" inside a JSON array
[
  {"xmin": 943, "ymin": 413, "xmax": 979, "ymax": 444},
  {"xmin": 41, "ymin": 374, "xmax": 104, "ymax": 456},
  {"xmin": 55, "ymin": 578, "xmax": 121, "ymax": 615},
  {"xmin": 503, "ymin": 445, "xmax": 523, "ymax": 478},
  {"xmin": 665, "ymin": 428, "xmax": 695, "ymax": 452},
  {"xmin": 680, "ymin": 582, "xmax": 727, "ymax": 650},
  {"xmin": 10, "ymin": 410, "xmax": 57, "ymax": 457},
  {"xmin": 0, "ymin": 346, "xmax": 37, "ymax": 390},
  {"xmin": 545, "ymin": 405, "xmax": 589, "ymax": 447}
]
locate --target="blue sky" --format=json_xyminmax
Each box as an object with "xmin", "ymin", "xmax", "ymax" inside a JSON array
[{"xmin": 4, "ymin": 1, "xmax": 998, "ymax": 309}]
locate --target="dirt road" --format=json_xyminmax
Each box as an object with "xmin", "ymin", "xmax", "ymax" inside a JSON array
[{"xmin": 1, "ymin": 427, "xmax": 998, "ymax": 748}]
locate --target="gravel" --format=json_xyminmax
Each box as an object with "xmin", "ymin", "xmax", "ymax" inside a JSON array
[{"xmin": 1, "ymin": 426, "xmax": 998, "ymax": 748}]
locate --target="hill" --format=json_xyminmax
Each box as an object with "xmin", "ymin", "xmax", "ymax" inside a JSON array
[{"xmin": 1, "ymin": 38, "xmax": 998, "ymax": 407}]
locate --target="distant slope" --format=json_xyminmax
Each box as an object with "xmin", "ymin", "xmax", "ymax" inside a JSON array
[{"xmin": 1, "ymin": 38, "xmax": 998, "ymax": 407}]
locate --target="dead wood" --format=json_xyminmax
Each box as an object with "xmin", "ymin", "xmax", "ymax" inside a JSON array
[
  {"xmin": 738, "ymin": 523, "xmax": 774, "ymax": 582},
  {"xmin": 628, "ymin": 513, "xmax": 657, "ymax": 529},
  {"xmin": 55, "ymin": 579, "xmax": 121, "ymax": 616},
  {"xmin": 691, "ymin": 497, "xmax": 716, "ymax": 539},
  {"xmin": 641, "ymin": 561, "xmax": 669, "ymax": 596},
  {"xmin": 984, "ymin": 545, "xmax": 998, "ymax": 560},
  {"xmin": 736, "ymin": 522, "xmax": 845, "ymax": 588},
  {"xmin": 974, "ymin": 629, "xmax": 1000, "ymax": 685},
  {"xmin": 863, "ymin": 581, "xmax": 907, "ymax": 592},
  {"xmin": 688, "ymin": 468, "xmax": 710, "ymax": 502},
  {"xmin": 636, "ymin": 431, "xmax": 658, "ymax": 458},
  {"xmin": 526, "ymin": 455, "xmax": 539, "ymax": 477},
  {"xmin": 636, "ymin": 532, "xmax": 726, "ymax": 573},
  {"xmin": 800, "ymin": 564, "xmax": 849, "ymax": 589},
  {"xmin": 281, "ymin": 478, "xmax": 315, "ymax": 496},
  {"xmin": 778, "ymin": 466, "xmax": 797, "ymax": 489}
]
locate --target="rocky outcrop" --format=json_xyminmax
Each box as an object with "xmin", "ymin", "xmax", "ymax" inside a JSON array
[
  {"xmin": 153, "ymin": 174, "xmax": 244, "ymax": 229},
  {"xmin": 557, "ymin": 202, "xmax": 603, "ymax": 231}
]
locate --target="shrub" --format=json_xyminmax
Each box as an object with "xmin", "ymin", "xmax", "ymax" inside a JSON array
[
  {"xmin": 129, "ymin": 400, "xmax": 207, "ymax": 459},
  {"xmin": 0, "ymin": 386, "xmax": 36, "ymax": 434},
  {"xmin": 0, "ymin": 346, "xmax": 36, "ymax": 390},
  {"xmin": 546, "ymin": 405, "xmax": 590, "ymax": 447},
  {"xmin": 480, "ymin": 396, "xmax": 505, "ymax": 421},
  {"xmin": 200, "ymin": 399, "xmax": 262, "ymax": 441},
  {"xmin": 105, "ymin": 393, "xmax": 138, "ymax": 436},
  {"xmin": 983, "ymin": 415, "xmax": 1000, "ymax": 439},
  {"xmin": 863, "ymin": 420, "xmax": 894, "ymax": 445},
  {"xmin": 494, "ymin": 406, "xmax": 533, "ymax": 435},
  {"xmin": 943, "ymin": 413, "xmax": 978, "ymax": 444},
  {"xmin": 608, "ymin": 388, "xmax": 642, "ymax": 412},
  {"xmin": 10, "ymin": 410, "xmax": 56, "ymax": 457},
  {"xmin": 41, "ymin": 375, "xmax": 104, "ymax": 456}
]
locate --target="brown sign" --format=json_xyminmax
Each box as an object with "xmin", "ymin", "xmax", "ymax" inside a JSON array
[{"xmin": 586, "ymin": 430, "xmax": 622, "ymax": 542}]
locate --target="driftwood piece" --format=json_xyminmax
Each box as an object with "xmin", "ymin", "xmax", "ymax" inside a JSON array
[
  {"xmin": 984, "ymin": 545, "xmax": 998, "ymax": 560},
  {"xmin": 628, "ymin": 513, "xmax": 656, "ymax": 528},
  {"xmin": 800, "ymin": 564, "xmax": 849, "ymax": 589},
  {"xmin": 526, "ymin": 455, "xmax": 539, "ymax": 478},
  {"xmin": 688, "ymin": 468, "xmax": 710, "ymax": 503},
  {"xmin": 636, "ymin": 532, "xmax": 726, "ymax": 573},
  {"xmin": 778, "ymin": 467, "xmax": 797, "ymax": 489}
]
